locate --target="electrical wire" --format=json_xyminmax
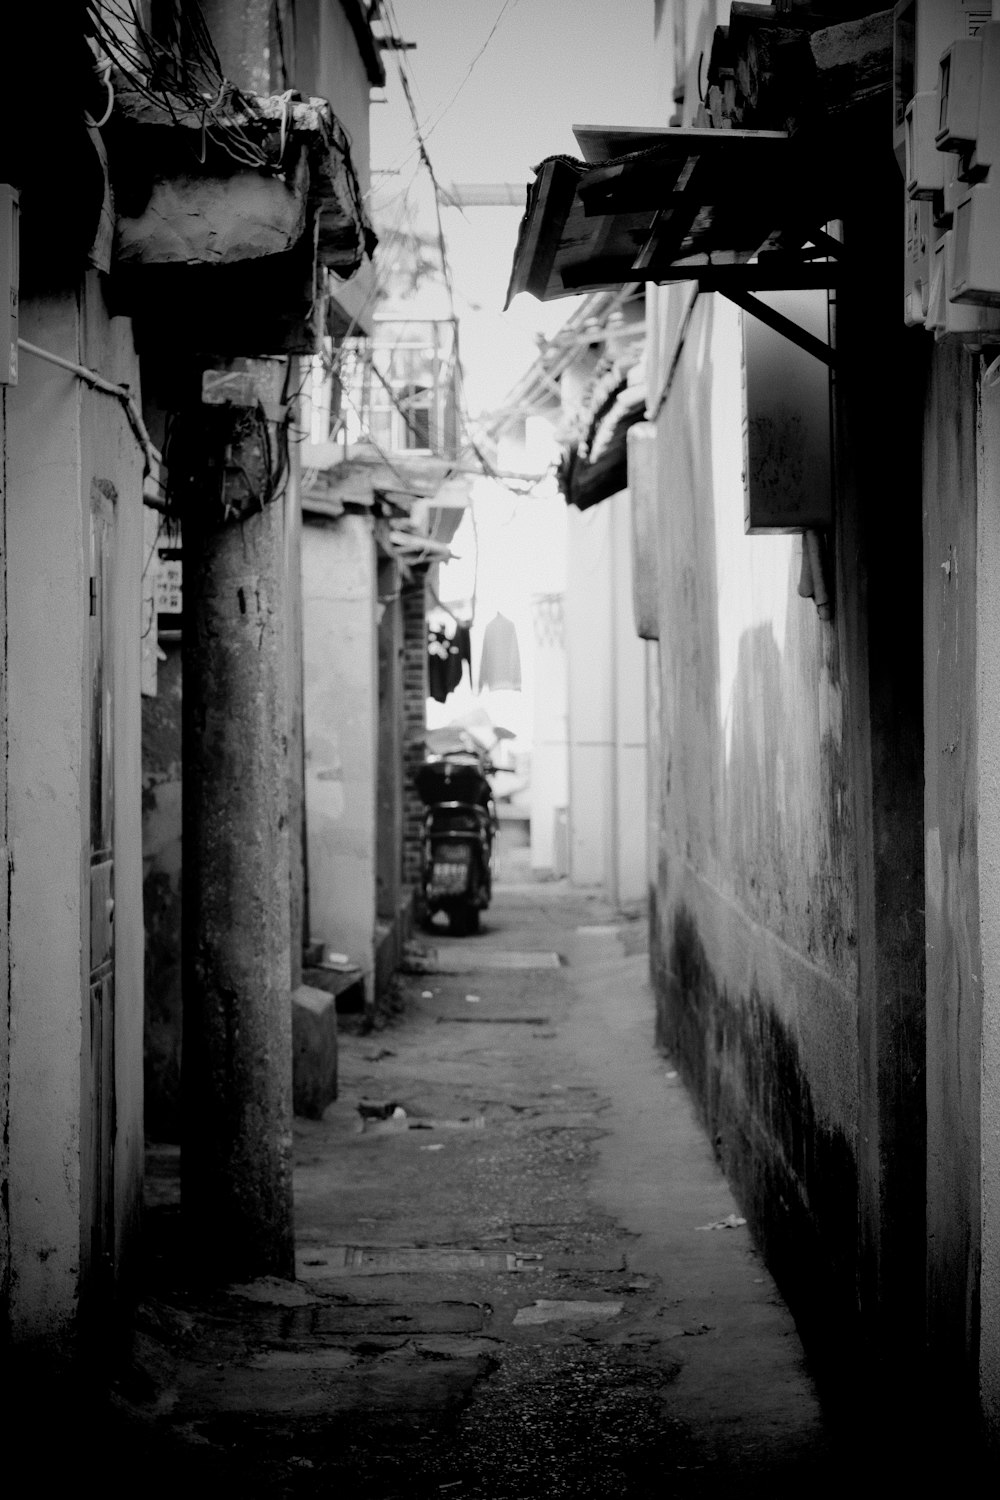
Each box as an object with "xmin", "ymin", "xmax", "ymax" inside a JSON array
[
  {"xmin": 17, "ymin": 337, "xmax": 162, "ymax": 477},
  {"xmin": 376, "ymin": 21, "xmax": 503, "ymax": 489},
  {"xmin": 338, "ymin": 386, "xmax": 439, "ymax": 497},
  {"xmin": 376, "ymin": 0, "xmax": 515, "ymax": 176},
  {"xmin": 86, "ymin": 1, "xmax": 273, "ymax": 170},
  {"xmin": 414, "ymin": 0, "xmax": 519, "ymax": 148}
]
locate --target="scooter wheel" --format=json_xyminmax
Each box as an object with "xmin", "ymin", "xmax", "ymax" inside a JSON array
[{"xmin": 450, "ymin": 904, "xmax": 480, "ymax": 936}]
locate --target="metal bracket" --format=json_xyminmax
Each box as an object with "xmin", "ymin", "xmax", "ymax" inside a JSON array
[
  {"xmin": 717, "ymin": 287, "xmax": 836, "ymax": 368},
  {"xmin": 697, "ymin": 227, "xmax": 841, "ymax": 365}
]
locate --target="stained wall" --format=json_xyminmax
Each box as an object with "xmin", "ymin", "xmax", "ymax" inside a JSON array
[
  {"xmin": 302, "ymin": 513, "xmax": 378, "ymax": 989},
  {"xmin": 565, "ymin": 490, "xmax": 648, "ymax": 903},
  {"xmin": 978, "ymin": 358, "xmax": 1000, "ymax": 1442},
  {"xmin": 923, "ymin": 340, "xmax": 985, "ymax": 1420},
  {"xmin": 648, "ymin": 285, "xmax": 862, "ymax": 1347},
  {"xmin": 5, "ymin": 277, "xmax": 145, "ymax": 1348}
]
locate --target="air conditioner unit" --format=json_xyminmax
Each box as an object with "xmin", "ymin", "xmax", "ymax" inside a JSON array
[
  {"xmin": 928, "ymin": 228, "xmax": 1000, "ymax": 341},
  {"xmin": 894, "ymin": 0, "xmax": 989, "ymax": 172},
  {"xmin": 952, "ymin": 181, "xmax": 1000, "ymax": 303},
  {"xmin": 935, "ymin": 36, "xmax": 982, "ymax": 152},
  {"xmin": 945, "ymin": 22, "xmax": 1000, "ymax": 303},
  {"xmin": 906, "ymin": 92, "xmax": 946, "ymax": 198}
]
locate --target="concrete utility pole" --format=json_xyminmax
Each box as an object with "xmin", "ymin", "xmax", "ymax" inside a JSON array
[
  {"xmin": 177, "ymin": 0, "xmax": 297, "ymax": 1283},
  {"xmin": 181, "ymin": 403, "xmax": 294, "ymax": 1281}
]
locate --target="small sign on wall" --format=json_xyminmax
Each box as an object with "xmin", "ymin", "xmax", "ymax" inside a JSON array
[
  {"xmin": 742, "ymin": 289, "xmax": 833, "ymax": 534},
  {"xmin": 155, "ymin": 550, "xmax": 183, "ymax": 618}
]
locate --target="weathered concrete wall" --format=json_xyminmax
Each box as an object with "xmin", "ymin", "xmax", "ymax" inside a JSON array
[
  {"xmin": 836, "ymin": 247, "xmax": 926, "ymax": 1378},
  {"xmin": 401, "ymin": 574, "xmax": 427, "ymax": 897},
  {"xmin": 649, "ymin": 148, "xmax": 928, "ymax": 1394},
  {"xmin": 0, "ymin": 390, "xmax": 8, "ymax": 1320},
  {"xmin": 81, "ymin": 286, "xmax": 146, "ymax": 1305},
  {"xmin": 649, "ymin": 288, "xmax": 861, "ymax": 1348},
  {"xmin": 376, "ymin": 557, "xmax": 403, "ymax": 922},
  {"xmin": 565, "ymin": 491, "xmax": 647, "ymax": 902},
  {"xmin": 978, "ymin": 361, "xmax": 1000, "ymax": 1446},
  {"xmin": 923, "ymin": 340, "xmax": 983, "ymax": 1414},
  {"xmin": 285, "ymin": 419, "xmax": 306, "ymax": 988},
  {"xmin": 566, "ymin": 502, "xmax": 614, "ymax": 887},
  {"xmin": 142, "ymin": 644, "xmax": 183, "ymax": 1141},
  {"xmin": 305, "ymin": 0, "xmax": 374, "ymax": 198},
  {"xmin": 610, "ymin": 490, "xmax": 648, "ymax": 906},
  {"xmin": 303, "ymin": 513, "xmax": 377, "ymax": 989},
  {"xmin": 6, "ymin": 290, "xmax": 87, "ymax": 1347},
  {"xmin": 529, "ymin": 592, "xmax": 568, "ymax": 875},
  {"xmin": 5, "ymin": 277, "xmax": 145, "ymax": 1347}
]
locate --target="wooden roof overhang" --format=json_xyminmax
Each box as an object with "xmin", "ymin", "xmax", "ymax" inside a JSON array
[{"xmin": 505, "ymin": 124, "xmax": 844, "ymax": 366}]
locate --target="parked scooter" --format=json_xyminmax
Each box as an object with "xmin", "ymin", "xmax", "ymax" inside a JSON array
[{"xmin": 415, "ymin": 748, "xmax": 497, "ymax": 935}]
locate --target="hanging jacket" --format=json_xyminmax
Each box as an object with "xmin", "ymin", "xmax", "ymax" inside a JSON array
[{"xmin": 478, "ymin": 613, "xmax": 521, "ymax": 693}]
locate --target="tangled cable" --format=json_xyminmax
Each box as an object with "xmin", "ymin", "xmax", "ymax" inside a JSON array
[{"xmin": 85, "ymin": 0, "xmax": 272, "ymax": 169}]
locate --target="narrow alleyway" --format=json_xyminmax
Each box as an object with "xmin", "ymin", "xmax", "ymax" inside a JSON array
[{"xmin": 119, "ymin": 879, "xmax": 838, "ymax": 1496}]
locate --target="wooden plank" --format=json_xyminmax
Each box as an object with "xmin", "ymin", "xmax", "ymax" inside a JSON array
[
  {"xmin": 505, "ymin": 157, "xmax": 582, "ymax": 304},
  {"xmin": 573, "ymin": 123, "xmax": 787, "ymax": 165}
]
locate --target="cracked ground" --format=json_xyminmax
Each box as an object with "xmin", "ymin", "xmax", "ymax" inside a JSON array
[{"xmin": 97, "ymin": 882, "xmax": 840, "ymax": 1497}]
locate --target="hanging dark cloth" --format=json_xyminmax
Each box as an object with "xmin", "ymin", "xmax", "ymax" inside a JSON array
[
  {"xmin": 453, "ymin": 623, "xmax": 472, "ymax": 681},
  {"xmin": 478, "ymin": 612, "xmax": 521, "ymax": 692},
  {"xmin": 557, "ymin": 363, "xmax": 646, "ymax": 511},
  {"xmin": 428, "ymin": 622, "xmax": 472, "ymax": 703}
]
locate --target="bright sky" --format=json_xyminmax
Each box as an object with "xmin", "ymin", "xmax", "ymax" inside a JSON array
[{"xmin": 369, "ymin": 0, "xmax": 661, "ymax": 416}]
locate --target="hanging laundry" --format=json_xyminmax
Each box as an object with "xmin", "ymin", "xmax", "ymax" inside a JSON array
[
  {"xmin": 453, "ymin": 623, "xmax": 472, "ymax": 681},
  {"xmin": 428, "ymin": 622, "xmax": 472, "ymax": 703},
  {"xmin": 478, "ymin": 612, "xmax": 521, "ymax": 693}
]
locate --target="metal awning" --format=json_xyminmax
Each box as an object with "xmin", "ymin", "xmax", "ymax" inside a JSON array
[{"xmin": 505, "ymin": 123, "xmax": 841, "ymax": 310}]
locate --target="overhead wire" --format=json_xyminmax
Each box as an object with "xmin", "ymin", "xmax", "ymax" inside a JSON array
[
  {"xmin": 418, "ymin": 0, "xmax": 519, "ymax": 147},
  {"xmin": 337, "ymin": 385, "xmax": 438, "ymax": 498},
  {"xmin": 377, "ymin": 14, "xmax": 502, "ymax": 488},
  {"xmin": 299, "ymin": 2, "xmax": 534, "ymax": 617},
  {"xmin": 86, "ymin": 0, "xmax": 283, "ymax": 170},
  {"xmin": 376, "ymin": 0, "xmax": 518, "ymax": 177}
]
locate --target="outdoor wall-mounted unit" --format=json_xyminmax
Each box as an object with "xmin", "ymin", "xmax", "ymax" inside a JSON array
[
  {"xmin": 944, "ymin": 23, "xmax": 1000, "ymax": 305},
  {"xmin": 895, "ymin": 2, "xmax": 1000, "ymax": 333},
  {"xmin": 893, "ymin": 0, "xmax": 991, "ymax": 171},
  {"xmin": 742, "ymin": 290, "xmax": 832, "ymax": 535}
]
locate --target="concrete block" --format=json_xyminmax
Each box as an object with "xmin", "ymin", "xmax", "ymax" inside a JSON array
[
  {"xmin": 292, "ymin": 984, "xmax": 339, "ymax": 1120},
  {"xmin": 302, "ymin": 965, "xmax": 366, "ymax": 1015}
]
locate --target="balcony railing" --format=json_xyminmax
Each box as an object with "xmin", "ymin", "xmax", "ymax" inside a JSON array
[{"xmin": 306, "ymin": 318, "xmax": 460, "ymax": 462}]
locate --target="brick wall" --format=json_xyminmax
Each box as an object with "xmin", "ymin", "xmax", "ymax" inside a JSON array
[{"xmin": 401, "ymin": 571, "xmax": 428, "ymax": 895}]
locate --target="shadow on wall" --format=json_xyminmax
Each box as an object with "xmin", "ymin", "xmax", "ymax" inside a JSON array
[
  {"xmin": 722, "ymin": 615, "xmax": 854, "ymax": 976},
  {"xmin": 664, "ymin": 905, "xmax": 858, "ymax": 1363},
  {"xmin": 650, "ymin": 291, "xmax": 861, "ymax": 1374}
]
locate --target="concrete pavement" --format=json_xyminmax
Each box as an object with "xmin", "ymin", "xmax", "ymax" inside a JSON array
[{"xmin": 113, "ymin": 879, "xmax": 839, "ymax": 1495}]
